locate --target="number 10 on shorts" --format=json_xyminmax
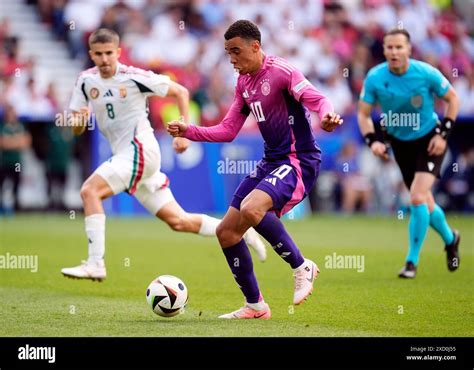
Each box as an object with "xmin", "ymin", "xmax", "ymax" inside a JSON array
[{"xmin": 270, "ymin": 164, "xmax": 292, "ymax": 180}]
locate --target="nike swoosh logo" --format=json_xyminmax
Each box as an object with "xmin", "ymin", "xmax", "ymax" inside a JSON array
[
  {"xmin": 306, "ymin": 264, "xmax": 314, "ymax": 283},
  {"xmin": 254, "ymin": 312, "xmax": 267, "ymax": 318}
]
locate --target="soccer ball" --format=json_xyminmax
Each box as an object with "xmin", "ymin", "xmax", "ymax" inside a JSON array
[{"xmin": 146, "ymin": 275, "xmax": 188, "ymax": 317}]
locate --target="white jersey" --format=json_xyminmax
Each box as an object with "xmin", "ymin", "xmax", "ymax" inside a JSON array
[{"xmin": 69, "ymin": 62, "xmax": 170, "ymax": 154}]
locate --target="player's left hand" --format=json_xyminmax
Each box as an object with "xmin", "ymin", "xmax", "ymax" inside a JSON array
[
  {"xmin": 427, "ymin": 134, "xmax": 447, "ymax": 156},
  {"xmin": 321, "ymin": 112, "xmax": 343, "ymax": 132},
  {"xmin": 173, "ymin": 137, "xmax": 190, "ymax": 154}
]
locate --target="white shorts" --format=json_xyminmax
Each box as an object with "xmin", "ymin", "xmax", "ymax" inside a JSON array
[{"xmin": 95, "ymin": 135, "xmax": 175, "ymax": 215}]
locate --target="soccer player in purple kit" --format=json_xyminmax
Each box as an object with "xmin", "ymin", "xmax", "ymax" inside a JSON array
[{"xmin": 168, "ymin": 20, "xmax": 343, "ymax": 319}]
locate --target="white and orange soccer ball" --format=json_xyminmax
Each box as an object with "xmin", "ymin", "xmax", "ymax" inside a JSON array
[{"xmin": 146, "ymin": 275, "xmax": 188, "ymax": 317}]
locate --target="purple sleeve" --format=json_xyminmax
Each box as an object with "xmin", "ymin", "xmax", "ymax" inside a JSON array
[
  {"xmin": 289, "ymin": 69, "xmax": 334, "ymax": 120},
  {"xmin": 184, "ymin": 86, "xmax": 248, "ymax": 142}
]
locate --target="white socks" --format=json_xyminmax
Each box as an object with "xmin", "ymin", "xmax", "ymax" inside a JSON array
[
  {"xmin": 198, "ymin": 214, "xmax": 221, "ymax": 236},
  {"xmin": 85, "ymin": 214, "xmax": 106, "ymax": 263}
]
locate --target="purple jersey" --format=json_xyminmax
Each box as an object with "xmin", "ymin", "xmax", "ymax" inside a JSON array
[
  {"xmin": 184, "ymin": 55, "xmax": 334, "ymax": 217},
  {"xmin": 184, "ymin": 55, "xmax": 333, "ymax": 161}
]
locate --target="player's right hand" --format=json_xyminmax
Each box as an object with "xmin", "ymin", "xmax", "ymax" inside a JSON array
[
  {"xmin": 72, "ymin": 107, "xmax": 90, "ymax": 136},
  {"xmin": 370, "ymin": 141, "xmax": 390, "ymax": 161},
  {"xmin": 167, "ymin": 120, "xmax": 188, "ymax": 137}
]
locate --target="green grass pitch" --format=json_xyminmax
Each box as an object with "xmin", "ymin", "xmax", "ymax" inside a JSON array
[{"xmin": 0, "ymin": 214, "xmax": 472, "ymax": 337}]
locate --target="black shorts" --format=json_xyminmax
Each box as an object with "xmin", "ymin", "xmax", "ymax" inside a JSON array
[{"xmin": 389, "ymin": 130, "xmax": 446, "ymax": 189}]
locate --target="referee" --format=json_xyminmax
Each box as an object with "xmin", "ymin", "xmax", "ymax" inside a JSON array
[{"xmin": 358, "ymin": 28, "xmax": 461, "ymax": 278}]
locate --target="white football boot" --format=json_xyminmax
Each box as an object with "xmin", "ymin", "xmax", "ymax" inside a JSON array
[
  {"xmin": 218, "ymin": 302, "xmax": 271, "ymax": 319},
  {"xmin": 219, "ymin": 294, "xmax": 271, "ymax": 319},
  {"xmin": 293, "ymin": 258, "xmax": 319, "ymax": 305},
  {"xmin": 61, "ymin": 260, "xmax": 106, "ymax": 282},
  {"xmin": 243, "ymin": 227, "xmax": 267, "ymax": 262}
]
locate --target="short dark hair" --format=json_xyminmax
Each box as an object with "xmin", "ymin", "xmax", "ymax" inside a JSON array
[
  {"xmin": 88, "ymin": 28, "xmax": 120, "ymax": 47},
  {"xmin": 384, "ymin": 28, "xmax": 411, "ymax": 43},
  {"xmin": 224, "ymin": 20, "xmax": 261, "ymax": 44}
]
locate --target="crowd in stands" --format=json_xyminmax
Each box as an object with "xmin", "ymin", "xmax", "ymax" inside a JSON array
[{"xmin": 1, "ymin": 0, "xmax": 473, "ymax": 213}]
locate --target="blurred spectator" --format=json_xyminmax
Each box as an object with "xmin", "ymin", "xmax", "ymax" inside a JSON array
[
  {"xmin": 18, "ymin": 0, "xmax": 474, "ymax": 214},
  {"xmin": 319, "ymin": 67, "xmax": 353, "ymax": 115},
  {"xmin": 440, "ymin": 148, "xmax": 474, "ymax": 211},
  {"xmin": 6, "ymin": 78, "xmax": 56, "ymax": 120},
  {"xmin": 0, "ymin": 104, "xmax": 31, "ymax": 212},
  {"xmin": 440, "ymin": 39, "xmax": 472, "ymax": 81},
  {"xmin": 45, "ymin": 125, "xmax": 74, "ymax": 211},
  {"xmin": 358, "ymin": 148, "xmax": 408, "ymax": 213},
  {"xmin": 336, "ymin": 141, "xmax": 372, "ymax": 214},
  {"xmin": 63, "ymin": 0, "xmax": 103, "ymax": 58},
  {"xmin": 347, "ymin": 42, "xmax": 371, "ymax": 98},
  {"xmin": 419, "ymin": 23, "xmax": 452, "ymax": 60},
  {"xmin": 453, "ymin": 73, "xmax": 474, "ymax": 114}
]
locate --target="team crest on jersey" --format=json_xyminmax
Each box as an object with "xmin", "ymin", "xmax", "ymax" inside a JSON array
[
  {"xmin": 410, "ymin": 95, "xmax": 423, "ymax": 108},
  {"xmin": 261, "ymin": 80, "xmax": 271, "ymax": 96},
  {"xmin": 119, "ymin": 85, "xmax": 127, "ymax": 98},
  {"xmin": 90, "ymin": 88, "xmax": 99, "ymax": 99}
]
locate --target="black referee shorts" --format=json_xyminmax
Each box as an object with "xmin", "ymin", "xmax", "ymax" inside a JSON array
[{"xmin": 388, "ymin": 129, "xmax": 446, "ymax": 189}]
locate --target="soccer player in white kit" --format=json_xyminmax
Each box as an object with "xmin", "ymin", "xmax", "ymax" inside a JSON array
[{"xmin": 61, "ymin": 28, "xmax": 265, "ymax": 281}]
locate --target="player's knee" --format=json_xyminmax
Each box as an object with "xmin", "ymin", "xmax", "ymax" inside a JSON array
[
  {"xmin": 216, "ymin": 222, "xmax": 227, "ymax": 241},
  {"xmin": 410, "ymin": 192, "xmax": 428, "ymax": 205},
  {"xmin": 216, "ymin": 222, "xmax": 239, "ymax": 246},
  {"xmin": 240, "ymin": 204, "xmax": 263, "ymax": 226},
  {"xmin": 80, "ymin": 183, "xmax": 97, "ymax": 202}
]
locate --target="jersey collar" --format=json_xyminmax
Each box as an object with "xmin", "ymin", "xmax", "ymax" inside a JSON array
[
  {"xmin": 246, "ymin": 53, "xmax": 268, "ymax": 77},
  {"xmin": 113, "ymin": 62, "xmax": 122, "ymax": 77}
]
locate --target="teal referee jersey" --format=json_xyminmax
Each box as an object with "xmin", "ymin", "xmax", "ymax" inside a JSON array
[{"xmin": 360, "ymin": 59, "xmax": 451, "ymax": 141}]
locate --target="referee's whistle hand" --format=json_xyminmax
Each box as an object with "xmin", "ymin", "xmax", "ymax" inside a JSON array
[{"xmin": 371, "ymin": 142, "xmax": 390, "ymax": 161}]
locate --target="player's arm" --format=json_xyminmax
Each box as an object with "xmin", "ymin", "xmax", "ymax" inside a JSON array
[
  {"xmin": 167, "ymin": 88, "xmax": 247, "ymax": 143},
  {"xmin": 164, "ymin": 81, "xmax": 190, "ymax": 153},
  {"xmin": 165, "ymin": 81, "xmax": 190, "ymax": 124},
  {"xmin": 289, "ymin": 72, "xmax": 343, "ymax": 131},
  {"xmin": 357, "ymin": 101, "xmax": 389, "ymax": 161},
  {"xmin": 426, "ymin": 63, "xmax": 460, "ymax": 156},
  {"xmin": 428, "ymin": 87, "xmax": 460, "ymax": 156},
  {"xmin": 69, "ymin": 74, "xmax": 90, "ymax": 136},
  {"xmin": 441, "ymin": 87, "xmax": 460, "ymax": 123},
  {"xmin": 299, "ymin": 89, "xmax": 343, "ymax": 132}
]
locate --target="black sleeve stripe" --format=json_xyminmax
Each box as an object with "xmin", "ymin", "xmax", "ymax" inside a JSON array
[
  {"xmin": 81, "ymin": 82, "xmax": 88, "ymax": 102},
  {"xmin": 131, "ymin": 79, "xmax": 154, "ymax": 93},
  {"xmin": 241, "ymin": 104, "xmax": 250, "ymax": 116}
]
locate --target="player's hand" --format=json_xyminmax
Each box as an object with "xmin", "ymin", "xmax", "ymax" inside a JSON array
[
  {"xmin": 173, "ymin": 137, "xmax": 190, "ymax": 154},
  {"xmin": 371, "ymin": 141, "xmax": 390, "ymax": 161},
  {"xmin": 321, "ymin": 112, "xmax": 343, "ymax": 132},
  {"xmin": 167, "ymin": 120, "xmax": 188, "ymax": 137},
  {"xmin": 72, "ymin": 107, "xmax": 90, "ymax": 136},
  {"xmin": 427, "ymin": 134, "xmax": 447, "ymax": 156}
]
